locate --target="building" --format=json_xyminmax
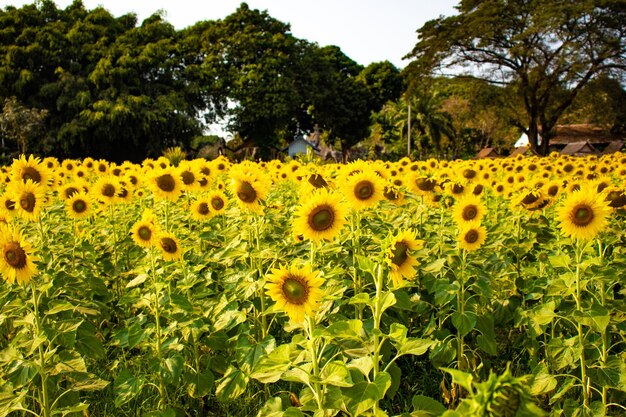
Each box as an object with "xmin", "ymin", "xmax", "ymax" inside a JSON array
[{"xmin": 283, "ymin": 134, "xmax": 320, "ymax": 158}]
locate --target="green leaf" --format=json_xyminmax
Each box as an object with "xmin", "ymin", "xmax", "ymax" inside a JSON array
[
  {"xmin": 573, "ymin": 303, "xmax": 610, "ymax": 334},
  {"xmin": 423, "ymin": 258, "xmax": 446, "ymax": 274},
  {"xmin": 75, "ymin": 322, "xmax": 105, "ymax": 359},
  {"xmin": 215, "ymin": 367, "xmax": 248, "ymax": 401},
  {"xmin": 251, "ymin": 344, "xmax": 291, "ymax": 384},
  {"xmin": 388, "ymin": 323, "xmax": 408, "ymax": 345},
  {"xmin": 186, "ymin": 369, "xmax": 214, "ymax": 398},
  {"xmin": 349, "ymin": 292, "xmax": 371, "ymax": 305},
  {"xmin": 319, "ymin": 361, "xmax": 353, "ymax": 387},
  {"xmin": 281, "ymin": 364, "xmax": 312, "ymax": 385},
  {"xmin": 588, "ymin": 356, "xmax": 626, "ymax": 391},
  {"xmin": 527, "ymin": 301, "xmax": 557, "ymax": 335},
  {"xmin": 375, "ymin": 291, "xmax": 396, "ymax": 315},
  {"xmin": 127, "ymin": 322, "xmax": 147, "ymax": 349},
  {"xmin": 348, "ymin": 356, "xmax": 374, "ymax": 378},
  {"xmin": 6, "ymin": 360, "xmax": 38, "ymax": 388},
  {"xmin": 440, "ymin": 368, "xmax": 473, "ymax": 392},
  {"xmin": 114, "ymin": 369, "xmax": 144, "ymax": 407},
  {"xmin": 70, "ymin": 375, "xmax": 110, "ymax": 391},
  {"xmin": 45, "ymin": 300, "xmax": 75, "ymax": 316},
  {"xmin": 342, "ymin": 381, "xmax": 381, "ymax": 416},
  {"xmin": 549, "ymin": 376, "xmax": 576, "ymax": 404},
  {"xmin": 548, "ymin": 254, "xmax": 571, "ymax": 269},
  {"xmin": 164, "ymin": 354, "xmax": 184, "ymax": 383},
  {"xmin": 326, "ymin": 320, "xmax": 363, "ymax": 340},
  {"xmin": 547, "ymin": 336, "xmax": 581, "ymax": 371},
  {"xmin": 451, "ymin": 311, "xmax": 476, "ymax": 337},
  {"xmin": 530, "ymin": 363, "xmax": 557, "ymax": 396},
  {"xmin": 373, "ymin": 371, "xmax": 392, "ymax": 398},
  {"xmin": 411, "ymin": 394, "xmax": 447, "ymax": 416},
  {"xmin": 126, "ymin": 274, "xmax": 147, "ymax": 288},
  {"xmin": 398, "ymin": 338, "xmax": 433, "ymax": 357}
]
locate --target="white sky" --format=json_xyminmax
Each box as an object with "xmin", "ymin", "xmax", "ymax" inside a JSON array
[{"xmin": 2, "ymin": 0, "xmax": 459, "ymax": 68}]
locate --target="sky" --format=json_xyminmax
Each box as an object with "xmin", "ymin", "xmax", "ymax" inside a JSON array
[{"xmin": 2, "ymin": 0, "xmax": 459, "ymax": 69}]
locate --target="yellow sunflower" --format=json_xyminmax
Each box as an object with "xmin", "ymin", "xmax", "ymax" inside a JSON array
[
  {"xmin": 91, "ymin": 175, "xmax": 121, "ymax": 205},
  {"xmin": 207, "ymin": 190, "xmax": 228, "ymax": 215},
  {"xmin": 386, "ymin": 230, "xmax": 423, "ymax": 287},
  {"xmin": 229, "ymin": 168, "xmax": 271, "ymax": 214},
  {"xmin": 342, "ymin": 170, "xmax": 385, "ymax": 210},
  {"xmin": 11, "ymin": 154, "xmax": 51, "ymax": 188},
  {"xmin": 293, "ymin": 188, "xmax": 347, "ymax": 242},
  {"xmin": 65, "ymin": 191, "xmax": 93, "ymax": 220},
  {"xmin": 458, "ymin": 222, "xmax": 487, "ymax": 252},
  {"xmin": 0, "ymin": 224, "xmax": 38, "ymax": 285},
  {"xmin": 190, "ymin": 198, "xmax": 213, "ymax": 221},
  {"xmin": 265, "ymin": 264, "xmax": 324, "ymax": 323},
  {"xmin": 453, "ymin": 194, "xmax": 486, "ymax": 225},
  {"xmin": 177, "ymin": 161, "xmax": 200, "ymax": 192},
  {"xmin": 8, "ymin": 179, "xmax": 46, "ymax": 222},
  {"xmin": 557, "ymin": 189, "xmax": 611, "ymax": 241},
  {"xmin": 157, "ymin": 232, "xmax": 183, "ymax": 261},
  {"xmin": 130, "ymin": 218, "xmax": 160, "ymax": 248},
  {"xmin": 0, "ymin": 193, "xmax": 17, "ymax": 219},
  {"xmin": 149, "ymin": 167, "xmax": 183, "ymax": 201},
  {"xmin": 383, "ymin": 185, "xmax": 405, "ymax": 205}
]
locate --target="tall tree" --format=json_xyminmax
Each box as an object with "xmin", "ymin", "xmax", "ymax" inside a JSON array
[
  {"xmin": 407, "ymin": 0, "xmax": 626, "ymax": 155},
  {"xmin": 0, "ymin": 96, "xmax": 47, "ymax": 155}
]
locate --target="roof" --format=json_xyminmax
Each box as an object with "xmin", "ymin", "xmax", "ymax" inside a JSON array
[
  {"xmin": 509, "ymin": 146, "xmax": 534, "ymax": 157},
  {"xmin": 602, "ymin": 140, "xmax": 624, "ymax": 154},
  {"xmin": 550, "ymin": 124, "xmax": 623, "ymax": 145},
  {"xmin": 475, "ymin": 147, "xmax": 500, "ymax": 159},
  {"xmin": 560, "ymin": 140, "xmax": 598, "ymax": 156},
  {"xmin": 281, "ymin": 136, "xmax": 320, "ymax": 153}
]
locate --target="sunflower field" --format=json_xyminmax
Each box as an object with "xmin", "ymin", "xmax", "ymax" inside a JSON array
[{"xmin": 0, "ymin": 153, "xmax": 625, "ymax": 417}]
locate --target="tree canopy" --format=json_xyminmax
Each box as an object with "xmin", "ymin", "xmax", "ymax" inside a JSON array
[{"xmin": 406, "ymin": 0, "xmax": 626, "ymax": 155}]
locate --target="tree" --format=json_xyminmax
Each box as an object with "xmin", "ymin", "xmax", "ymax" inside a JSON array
[
  {"xmin": 306, "ymin": 46, "xmax": 371, "ymax": 162},
  {"xmin": 407, "ymin": 0, "xmax": 626, "ymax": 155},
  {"xmin": 0, "ymin": 96, "xmax": 47, "ymax": 155},
  {"xmin": 358, "ymin": 61, "xmax": 405, "ymax": 112}
]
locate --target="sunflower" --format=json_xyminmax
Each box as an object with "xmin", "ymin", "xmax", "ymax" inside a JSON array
[
  {"xmin": 178, "ymin": 161, "xmax": 200, "ymax": 191},
  {"xmin": 342, "ymin": 170, "xmax": 384, "ymax": 210},
  {"xmin": 190, "ymin": 198, "xmax": 213, "ymax": 221},
  {"xmin": 265, "ymin": 264, "xmax": 324, "ymax": 323},
  {"xmin": 383, "ymin": 185, "xmax": 405, "ymax": 205},
  {"xmin": 65, "ymin": 191, "xmax": 93, "ymax": 219},
  {"xmin": 207, "ymin": 190, "xmax": 228, "ymax": 215},
  {"xmin": 0, "ymin": 224, "xmax": 38, "ymax": 284},
  {"xmin": 8, "ymin": 179, "xmax": 46, "ymax": 222},
  {"xmin": 386, "ymin": 230, "xmax": 423, "ymax": 287},
  {"xmin": 149, "ymin": 167, "xmax": 183, "ymax": 202},
  {"xmin": 157, "ymin": 232, "xmax": 183, "ymax": 261},
  {"xmin": 92, "ymin": 176, "xmax": 121, "ymax": 205},
  {"xmin": 458, "ymin": 222, "xmax": 487, "ymax": 252},
  {"xmin": 0, "ymin": 193, "xmax": 17, "ymax": 219},
  {"xmin": 11, "ymin": 154, "xmax": 51, "ymax": 188},
  {"xmin": 293, "ymin": 188, "xmax": 347, "ymax": 242},
  {"xmin": 557, "ymin": 189, "xmax": 611, "ymax": 241},
  {"xmin": 229, "ymin": 168, "xmax": 271, "ymax": 214},
  {"xmin": 131, "ymin": 212, "xmax": 159, "ymax": 249},
  {"xmin": 453, "ymin": 194, "xmax": 486, "ymax": 225}
]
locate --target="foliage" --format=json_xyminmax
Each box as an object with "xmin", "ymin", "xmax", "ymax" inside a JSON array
[
  {"xmin": 406, "ymin": 0, "xmax": 626, "ymax": 155},
  {"xmin": 0, "ymin": 96, "xmax": 47, "ymax": 155}
]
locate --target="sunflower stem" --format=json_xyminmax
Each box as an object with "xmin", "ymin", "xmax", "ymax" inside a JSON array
[
  {"xmin": 351, "ymin": 211, "xmax": 363, "ymax": 320},
  {"xmin": 305, "ymin": 316, "xmax": 324, "ymax": 412},
  {"xmin": 29, "ymin": 282, "xmax": 51, "ymax": 417},
  {"xmin": 372, "ymin": 263, "xmax": 383, "ymax": 414},
  {"xmin": 597, "ymin": 240, "xmax": 609, "ymax": 407},
  {"xmin": 253, "ymin": 214, "xmax": 268, "ymax": 340},
  {"xmin": 457, "ymin": 249, "xmax": 467, "ymax": 372},
  {"xmin": 149, "ymin": 249, "xmax": 168, "ymax": 409},
  {"xmin": 574, "ymin": 239, "xmax": 590, "ymax": 408}
]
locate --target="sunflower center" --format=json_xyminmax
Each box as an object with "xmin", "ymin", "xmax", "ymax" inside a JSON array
[
  {"xmin": 19, "ymin": 192, "xmax": 36, "ymax": 213},
  {"xmin": 211, "ymin": 196, "xmax": 225, "ymax": 210},
  {"xmin": 282, "ymin": 276, "xmax": 308, "ymax": 305},
  {"xmin": 64, "ymin": 187, "xmax": 79, "ymax": 199},
  {"xmin": 72, "ymin": 199, "xmax": 87, "ymax": 213},
  {"xmin": 4, "ymin": 199, "xmax": 15, "ymax": 211},
  {"xmin": 572, "ymin": 204, "xmax": 594, "ymax": 226},
  {"xmin": 197, "ymin": 202, "xmax": 210, "ymax": 215},
  {"xmin": 102, "ymin": 184, "xmax": 116, "ymax": 197},
  {"xmin": 308, "ymin": 174, "xmax": 327, "ymax": 189},
  {"xmin": 156, "ymin": 174, "xmax": 176, "ymax": 192},
  {"xmin": 21, "ymin": 167, "xmax": 42, "ymax": 183},
  {"xmin": 384, "ymin": 187, "xmax": 399, "ymax": 201},
  {"xmin": 391, "ymin": 241, "xmax": 409, "ymax": 267},
  {"xmin": 462, "ymin": 204, "xmax": 478, "ymax": 221},
  {"xmin": 416, "ymin": 178, "xmax": 436, "ymax": 192},
  {"xmin": 181, "ymin": 171, "xmax": 195, "ymax": 185},
  {"xmin": 547, "ymin": 185, "xmax": 559, "ymax": 196},
  {"xmin": 160, "ymin": 237, "xmax": 178, "ymax": 253},
  {"xmin": 521, "ymin": 193, "xmax": 540, "ymax": 205},
  {"xmin": 464, "ymin": 229, "xmax": 479, "ymax": 244},
  {"xmin": 607, "ymin": 191, "xmax": 626, "ymax": 208},
  {"xmin": 3, "ymin": 242, "xmax": 27, "ymax": 269},
  {"xmin": 138, "ymin": 226, "xmax": 152, "ymax": 241},
  {"xmin": 308, "ymin": 205, "xmax": 334, "ymax": 231},
  {"xmin": 473, "ymin": 184, "xmax": 484, "ymax": 195},
  {"xmin": 98, "ymin": 163, "xmax": 107, "ymax": 173},
  {"xmin": 452, "ymin": 184, "xmax": 464, "ymax": 194},
  {"xmin": 117, "ymin": 187, "xmax": 129, "ymax": 199},
  {"xmin": 354, "ymin": 180, "xmax": 374, "ymax": 200},
  {"xmin": 237, "ymin": 182, "xmax": 257, "ymax": 203}
]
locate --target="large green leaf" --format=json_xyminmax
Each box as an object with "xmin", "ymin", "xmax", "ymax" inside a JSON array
[
  {"xmin": 250, "ymin": 344, "xmax": 291, "ymax": 384},
  {"xmin": 114, "ymin": 369, "xmax": 144, "ymax": 408},
  {"xmin": 451, "ymin": 311, "xmax": 476, "ymax": 337},
  {"xmin": 215, "ymin": 367, "xmax": 248, "ymax": 401},
  {"xmin": 319, "ymin": 361, "xmax": 353, "ymax": 387}
]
